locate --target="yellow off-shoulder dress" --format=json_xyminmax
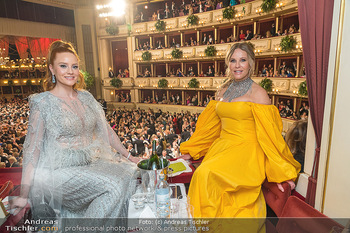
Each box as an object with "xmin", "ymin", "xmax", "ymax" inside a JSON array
[{"xmin": 180, "ymin": 100, "xmax": 301, "ymax": 218}]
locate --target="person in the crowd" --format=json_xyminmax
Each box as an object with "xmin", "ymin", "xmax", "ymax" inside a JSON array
[
  {"xmin": 179, "ymin": 42, "xmax": 300, "ymax": 219},
  {"xmin": 10, "ymin": 40, "xmax": 140, "ymax": 219},
  {"xmin": 285, "ymin": 120, "xmax": 308, "ymax": 173}
]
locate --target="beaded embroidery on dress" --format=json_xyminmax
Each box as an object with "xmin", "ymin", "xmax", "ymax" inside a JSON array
[{"xmin": 21, "ymin": 90, "xmax": 137, "ymax": 220}]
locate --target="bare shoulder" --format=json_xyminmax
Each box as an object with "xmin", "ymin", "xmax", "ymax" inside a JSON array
[{"xmin": 250, "ymin": 83, "xmax": 271, "ymax": 105}]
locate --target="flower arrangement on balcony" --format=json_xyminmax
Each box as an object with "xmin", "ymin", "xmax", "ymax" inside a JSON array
[
  {"xmin": 8, "ymin": 80, "xmax": 13, "ymax": 86},
  {"xmin": 222, "ymin": 7, "xmax": 236, "ymax": 20},
  {"xmin": 142, "ymin": 51, "xmax": 152, "ymax": 61},
  {"xmin": 280, "ymin": 35, "xmax": 297, "ymax": 52},
  {"xmin": 298, "ymin": 81, "xmax": 308, "ymax": 96},
  {"xmin": 155, "ymin": 20, "xmax": 166, "ymax": 32},
  {"xmin": 259, "ymin": 78, "xmax": 273, "ymax": 92},
  {"xmin": 261, "ymin": 0, "xmax": 277, "ymax": 13},
  {"xmin": 188, "ymin": 78, "xmax": 200, "ymax": 88},
  {"xmin": 110, "ymin": 77, "xmax": 123, "ymax": 88},
  {"xmin": 26, "ymin": 80, "xmax": 32, "ymax": 86},
  {"xmin": 171, "ymin": 48, "xmax": 183, "ymax": 59},
  {"xmin": 105, "ymin": 22, "xmax": 119, "ymax": 35},
  {"xmin": 187, "ymin": 14, "xmax": 199, "ymax": 26},
  {"xmin": 158, "ymin": 78, "xmax": 169, "ymax": 88},
  {"xmin": 204, "ymin": 46, "xmax": 217, "ymax": 57},
  {"xmin": 81, "ymin": 70, "xmax": 95, "ymax": 89}
]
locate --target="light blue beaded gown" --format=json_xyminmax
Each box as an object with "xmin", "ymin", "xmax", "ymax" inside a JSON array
[{"xmin": 21, "ymin": 90, "xmax": 137, "ymax": 219}]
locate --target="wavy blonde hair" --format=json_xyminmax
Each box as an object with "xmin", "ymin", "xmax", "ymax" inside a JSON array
[
  {"xmin": 43, "ymin": 40, "xmax": 85, "ymax": 91},
  {"xmin": 217, "ymin": 42, "xmax": 255, "ymax": 97}
]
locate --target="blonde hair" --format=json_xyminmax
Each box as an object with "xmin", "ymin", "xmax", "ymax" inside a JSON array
[
  {"xmin": 217, "ymin": 42, "xmax": 255, "ymax": 98},
  {"xmin": 43, "ymin": 40, "xmax": 85, "ymax": 91}
]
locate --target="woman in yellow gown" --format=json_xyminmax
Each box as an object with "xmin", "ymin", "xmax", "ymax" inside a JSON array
[{"xmin": 180, "ymin": 42, "xmax": 301, "ymax": 219}]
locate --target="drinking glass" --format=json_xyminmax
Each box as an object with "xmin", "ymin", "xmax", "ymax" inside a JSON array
[{"xmin": 131, "ymin": 193, "xmax": 146, "ymax": 209}]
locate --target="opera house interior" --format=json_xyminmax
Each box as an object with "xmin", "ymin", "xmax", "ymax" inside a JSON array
[{"xmin": 0, "ymin": 0, "xmax": 349, "ymax": 231}]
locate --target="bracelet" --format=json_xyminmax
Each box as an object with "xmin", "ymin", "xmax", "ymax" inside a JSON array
[{"xmin": 127, "ymin": 152, "xmax": 131, "ymax": 159}]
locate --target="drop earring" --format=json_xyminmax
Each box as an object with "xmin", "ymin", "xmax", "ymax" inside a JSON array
[{"xmin": 52, "ymin": 74, "xmax": 56, "ymax": 83}]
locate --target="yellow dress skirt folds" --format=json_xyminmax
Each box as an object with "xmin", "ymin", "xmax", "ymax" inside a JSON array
[{"xmin": 180, "ymin": 100, "xmax": 301, "ymax": 218}]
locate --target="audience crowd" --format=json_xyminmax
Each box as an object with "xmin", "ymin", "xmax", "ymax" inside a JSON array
[
  {"xmin": 278, "ymin": 99, "xmax": 309, "ymax": 120},
  {"xmin": 134, "ymin": 22, "xmax": 298, "ymax": 52},
  {"xmin": 0, "ymin": 94, "xmax": 307, "ymax": 167},
  {"xmin": 140, "ymin": 93, "xmax": 214, "ymax": 107},
  {"xmin": 0, "ymin": 97, "xmax": 27, "ymax": 168}
]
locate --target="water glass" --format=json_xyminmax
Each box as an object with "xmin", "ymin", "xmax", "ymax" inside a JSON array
[
  {"xmin": 170, "ymin": 199, "xmax": 180, "ymax": 218},
  {"xmin": 131, "ymin": 193, "xmax": 146, "ymax": 209},
  {"xmin": 146, "ymin": 187, "xmax": 155, "ymax": 203}
]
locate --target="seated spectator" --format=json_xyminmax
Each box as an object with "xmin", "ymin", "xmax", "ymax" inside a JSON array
[
  {"xmin": 239, "ymin": 30, "xmax": 246, "ymax": 41},
  {"xmin": 208, "ymin": 35, "xmax": 213, "ymax": 44},
  {"xmin": 230, "ymin": 0, "xmax": 238, "ymax": 6},
  {"xmin": 246, "ymin": 30, "xmax": 253, "ymax": 40},
  {"xmin": 207, "ymin": 66, "xmax": 214, "ymax": 77},
  {"xmin": 289, "ymin": 24, "xmax": 296, "ymax": 34},
  {"xmin": 251, "ymin": 33, "xmax": 259, "ymax": 40},
  {"xmin": 282, "ymin": 29, "xmax": 288, "ymax": 36},
  {"xmin": 276, "ymin": 29, "xmax": 282, "ymax": 36},
  {"xmin": 266, "ymin": 30, "xmax": 272, "ymax": 38},
  {"xmin": 176, "ymin": 68, "xmax": 184, "ymax": 77},
  {"xmin": 216, "ymin": 1, "xmax": 223, "ymax": 9},
  {"xmin": 152, "ymin": 12, "xmax": 157, "ymax": 21}
]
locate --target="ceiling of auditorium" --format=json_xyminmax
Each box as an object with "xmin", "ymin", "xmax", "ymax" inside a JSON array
[
  {"xmin": 23, "ymin": 0, "xmax": 95, "ymax": 9},
  {"xmin": 24, "ymin": 0, "xmax": 163, "ymax": 9}
]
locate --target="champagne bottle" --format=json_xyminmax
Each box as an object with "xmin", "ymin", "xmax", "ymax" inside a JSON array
[{"xmin": 148, "ymin": 140, "xmax": 160, "ymax": 170}]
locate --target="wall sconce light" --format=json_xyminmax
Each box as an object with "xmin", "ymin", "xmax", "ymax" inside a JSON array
[
  {"xmin": 274, "ymin": 47, "xmax": 282, "ymax": 52},
  {"xmin": 199, "ymin": 20, "xmax": 205, "ymax": 25},
  {"xmin": 110, "ymin": 91, "xmax": 114, "ymax": 95},
  {"xmin": 14, "ymin": 80, "xmax": 18, "ymax": 84},
  {"xmin": 296, "ymin": 44, "xmax": 303, "ymax": 50},
  {"xmin": 216, "ymin": 17, "xmax": 223, "ymax": 22},
  {"xmin": 254, "ymin": 49, "xmax": 262, "ymax": 54},
  {"xmin": 255, "ymin": 8, "xmax": 262, "ymax": 15},
  {"xmin": 181, "ymin": 22, "xmax": 188, "ymax": 27},
  {"xmin": 276, "ymin": 2, "xmax": 284, "ymax": 9}
]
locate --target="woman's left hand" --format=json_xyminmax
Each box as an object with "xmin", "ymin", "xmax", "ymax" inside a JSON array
[{"xmin": 277, "ymin": 180, "xmax": 296, "ymax": 192}]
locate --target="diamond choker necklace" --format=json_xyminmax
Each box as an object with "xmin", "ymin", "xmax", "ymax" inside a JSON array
[{"xmin": 222, "ymin": 77, "xmax": 254, "ymax": 102}]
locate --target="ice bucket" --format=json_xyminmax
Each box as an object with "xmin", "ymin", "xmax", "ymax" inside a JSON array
[{"xmin": 137, "ymin": 159, "xmax": 170, "ymax": 191}]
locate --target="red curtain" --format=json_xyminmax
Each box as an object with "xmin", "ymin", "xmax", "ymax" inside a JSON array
[
  {"xmin": 27, "ymin": 38, "xmax": 59, "ymax": 62},
  {"xmin": 0, "ymin": 36, "xmax": 9, "ymax": 59},
  {"xmin": 297, "ymin": 0, "xmax": 334, "ymax": 207},
  {"xmin": 14, "ymin": 37, "xmax": 29, "ymax": 60}
]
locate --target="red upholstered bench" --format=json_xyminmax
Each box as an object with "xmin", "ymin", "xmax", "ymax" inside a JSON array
[
  {"xmin": 0, "ymin": 181, "xmax": 14, "ymax": 200},
  {"xmin": 276, "ymin": 196, "xmax": 344, "ymax": 233},
  {"xmin": 0, "ymin": 167, "xmax": 22, "ymax": 186},
  {"xmin": 262, "ymin": 180, "xmax": 291, "ymax": 217}
]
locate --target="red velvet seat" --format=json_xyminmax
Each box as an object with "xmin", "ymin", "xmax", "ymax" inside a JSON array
[
  {"xmin": 0, "ymin": 180, "xmax": 14, "ymax": 200},
  {"xmin": 0, "ymin": 167, "xmax": 22, "ymax": 186},
  {"xmin": 276, "ymin": 196, "xmax": 344, "ymax": 233},
  {"xmin": 262, "ymin": 180, "xmax": 291, "ymax": 217}
]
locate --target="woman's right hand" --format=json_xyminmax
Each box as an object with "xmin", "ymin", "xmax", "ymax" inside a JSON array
[
  {"xmin": 9, "ymin": 196, "xmax": 29, "ymax": 215},
  {"xmin": 178, "ymin": 153, "xmax": 191, "ymax": 160}
]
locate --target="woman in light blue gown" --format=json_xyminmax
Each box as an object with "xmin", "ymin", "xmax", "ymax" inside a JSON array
[{"xmin": 10, "ymin": 40, "xmax": 140, "ymax": 220}]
